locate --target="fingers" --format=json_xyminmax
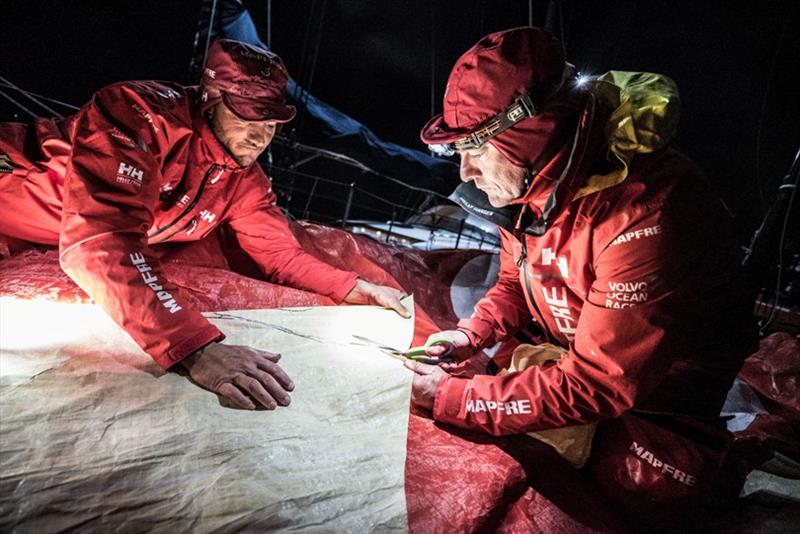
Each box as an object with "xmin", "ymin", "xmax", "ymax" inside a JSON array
[
  {"xmin": 385, "ymin": 293, "xmax": 411, "ymax": 318},
  {"xmin": 255, "ymin": 359, "xmax": 295, "ymax": 391},
  {"xmin": 370, "ymin": 286, "xmax": 410, "ymax": 318},
  {"xmin": 218, "ymin": 382, "xmax": 256, "ymax": 410},
  {"xmin": 426, "ymin": 342, "xmax": 453, "ymax": 357},
  {"xmin": 233, "ymin": 375, "xmax": 278, "ymax": 410},
  {"xmin": 403, "ymin": 359, "xmax": 436, "ymax": 375},
  {"xmin": 439, "ymin": 361, "xmax": 459, "ymax": 372},
  {"xmin": 254, "ymin": 348, "xmax": 282, "ymax": 363},
  {"xmin": 250, "ymin": 368, "xmax": 292, "ymax": 406}
]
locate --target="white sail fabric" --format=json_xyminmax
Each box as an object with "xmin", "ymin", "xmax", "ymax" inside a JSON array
[{"xmin": 0, "ymin": 296, "xmax": 414, "ymax": 532}]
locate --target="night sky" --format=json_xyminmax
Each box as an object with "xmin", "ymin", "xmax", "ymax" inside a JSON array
[{"xmin": 2, "ymin": 0, "xmax": 798, "ymax": 235}]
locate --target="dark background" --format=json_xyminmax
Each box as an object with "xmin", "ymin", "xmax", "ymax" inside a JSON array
[{"xmin": 1, "ymin": 0, "xmax": 798, "ymax": 237}]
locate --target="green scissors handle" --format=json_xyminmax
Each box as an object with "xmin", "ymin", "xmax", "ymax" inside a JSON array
[{"xmin": 405, "ymin": 334, "xmax": 455, "ymax": 361}]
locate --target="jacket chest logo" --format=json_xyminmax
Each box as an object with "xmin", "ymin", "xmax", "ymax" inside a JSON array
[
  {"xmin": 199, "ymin": 210, "xmax": 216, "ymax": 224},
  {"xmin": 537, "ymin": 248, "xmax": 577, "ymax": 340},
  {"xmin": 542, "ymin": 247, "xmax": 569, "ymax": 278},
  {"xmin": 116, "ymin": 161, "xmax": 144, "ymax": 188}
]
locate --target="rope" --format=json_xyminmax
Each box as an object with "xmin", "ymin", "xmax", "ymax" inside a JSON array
[
  {"xmin": 201, "ymin": 0, "xmax": 219, "ymax": 71},
  {"xmin": 0, "ymin": 80, "xmax": 79, "ymax": 111},
  {"xmin": 0, "ymin": 76, "xmax": 64, "ymax": 117}
]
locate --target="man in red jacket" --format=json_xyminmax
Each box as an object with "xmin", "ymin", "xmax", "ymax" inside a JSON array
[
  {"xmin": 0, "ymin": 39, "xmax": 407, "ymax": 410},
  {"xmin": 406, "ymin": 28, "xmax": 753, "ymax": 437}
]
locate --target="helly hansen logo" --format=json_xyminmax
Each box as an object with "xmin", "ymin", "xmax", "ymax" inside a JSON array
[
  {"xmin": 542, "ymin": 248, "xmax": 568, "ymax": 278},
  {"xmin": 116, "ymin": 162, "xmax": 144, "ymax": 187},
  {"xmin": 610, "ymin": 225, "xmax": 662, "ymax": 246},
  {"xmin": 118, "ymin": 162, "xmax": 143, "ymax": 181},
  {"xmin": 130, "ymin": 252, "xmax": 182, "ymax": 314},
  {"xmin": 199, "ymin": 210, "xmax": 216, "ymax": 224},
  {"xmin": 466, "ymin": 399, "xmax": 532, "ymax": 415},
  {"xmin": 629, "ymin": 441, "xmax": 698, "ymax": 486}
]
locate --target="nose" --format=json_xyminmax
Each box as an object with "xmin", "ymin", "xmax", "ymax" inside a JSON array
[
  {"xmin": 459, "ymin": 153, "xmax": 481, "ymax": 183},
  {"xmin": 247, "ymin": 122, "xmax": 276, "ymax": 147}
]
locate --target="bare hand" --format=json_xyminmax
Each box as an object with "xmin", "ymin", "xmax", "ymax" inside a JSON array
[
  {"xmin": 424, "ymin": 329, "xmax": 473, "ymax": 361},
  {"xmin": 344, "ymin": 279, "xmax": 410, "ymax": 318},
  {"xmin": 404, "ymin": 360, "xmax": 447, "ymax": 411},
  {"xmin": 180, "ymin": 343, "xmax": 294, "ymax": 410},
  {"xmin": 441, "ymin": 352, "xmax": 492, "ymax": 378}
]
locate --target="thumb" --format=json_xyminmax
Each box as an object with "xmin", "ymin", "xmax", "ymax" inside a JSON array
[{"xmin": 386, "ymin": 295, "xmax": 411, "ymax": 318}]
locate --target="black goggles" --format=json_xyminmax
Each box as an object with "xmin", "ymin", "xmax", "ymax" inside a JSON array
[{"xmin": 428, "ymin": 93, "xmax": 537, "ymax": 157}]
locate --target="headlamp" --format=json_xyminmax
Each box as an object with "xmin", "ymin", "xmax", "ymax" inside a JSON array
[{"xmin": 427, "ymin": 93, "xmax": 537, "ymax": 157}]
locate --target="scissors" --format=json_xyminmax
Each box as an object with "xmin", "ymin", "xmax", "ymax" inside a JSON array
[{"xmin": 351, "ymin": 334, "xmax": 452, "ymax": 365}]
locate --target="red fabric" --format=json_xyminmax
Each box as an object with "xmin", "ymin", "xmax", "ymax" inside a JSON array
[
  {"xmin": 433, "ymin": 104, "xmax": 754, "ymax": 435},
  {"xmin": 202, "ymin": 39, "xmax": 296, "ymax": 122},
  {"xmin": 737, "ymin": 332, "xmax": 800, "ymax": 419},
  {"xmin": 405, "ymin": 415, "xmax": 625, "ymax": 533},
  {"xmin": 586, "ymin": 412, "xmax": 743, "ymax": 528},
  {"xmin": 734, "ymin": 332, "xmax": 800, "ymax": 460},
  {"xmin": 420, "ymin": 27, "xmax": 565, "ymax": 150},
  {"xmin": 0, "ymin": 82, "xmax": 356, "ymax": 368}
]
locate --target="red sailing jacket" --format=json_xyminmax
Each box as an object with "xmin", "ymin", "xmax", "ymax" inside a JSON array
[
  {"xmin": 433, "ymin": 91, "xmax": 754, "ymax": 436},
  {"xmin": 0, "ymin": 81, "xmax": 357, "ymax": 368}
]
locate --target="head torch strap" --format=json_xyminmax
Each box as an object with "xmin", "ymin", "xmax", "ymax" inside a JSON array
[{"xmin": 453, "ymin": 93, "xmax": 537, "ymax": 152}]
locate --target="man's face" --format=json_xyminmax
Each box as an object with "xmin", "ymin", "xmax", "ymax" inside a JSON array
[
  {"xmin": 459, "ymin": 142, "xmax": 527, "ymax": 207},
  {"xmin": 209, "ymin": 103, "xmax": 278, "ymax": 167}
]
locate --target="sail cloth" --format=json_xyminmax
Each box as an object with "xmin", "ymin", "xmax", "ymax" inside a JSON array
[{"xmin": 0, "ymin": 297, "xmax": 414, "ymax": 532}]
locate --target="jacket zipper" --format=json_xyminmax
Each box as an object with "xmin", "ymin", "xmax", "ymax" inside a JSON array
[
  {"xmin": 149, "ymin": 164, "xmax": 220, "ymax": 240},
  {"xmin": 160, "ymin": 217, "xmax": 198, "ymax": 241}
]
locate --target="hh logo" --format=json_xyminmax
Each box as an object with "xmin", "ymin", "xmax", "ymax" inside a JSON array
[
  {"xmin": 199, "ymin": 210, "xmax": 216, "ymax": 224},
  {"xmin": 542, "ymin": 248, "xmax": 568, "ymax": 278},
  {"xmin": 115, "ymin": 162, "xmax": 144, "ymax": 187},
  {"xmin": 118, "ymin": 162, "xmax": 143, "ymax": 181}
]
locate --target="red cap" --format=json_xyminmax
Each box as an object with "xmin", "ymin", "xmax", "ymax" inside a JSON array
[
  {"xmin": 202, "ymin": 39, "xmax": 296, "ymax": 123},
  {"xmin": 420, "ymin": 27, "xmax": 566, "ymax": 162}
]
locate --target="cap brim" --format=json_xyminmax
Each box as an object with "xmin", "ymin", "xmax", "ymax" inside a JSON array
[
  {"xmin": 420, "ymin": 113, "xmax": 474, "ymax": 145},
  {"xmin": 222, "ymin": 93, "xmax": 296, "ymax": 123}
]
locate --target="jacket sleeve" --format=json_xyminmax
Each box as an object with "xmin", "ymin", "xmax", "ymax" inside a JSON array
[
  {"xmin": 433, "ymin": 201, "xmax": 703, "ymax": 435},
  {"xmin": 456, "ymin": 229, "xmax": 534, "ymax": 349},
  {"xmin": 225, "ymin": 171, "xmax": 358, "ymax": 303},
  {"xmin": 59, "ymin": 83, "xmax": 224, "ymax": 369}
]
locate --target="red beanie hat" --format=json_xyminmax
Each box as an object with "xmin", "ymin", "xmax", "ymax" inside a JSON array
[
  {"xmin": 421, "ymin": 27, "xmax": 578, "ymax": 168},
  {"xmin": 202, "ymin": 39, "xmax": 296, "ymax": 123}
]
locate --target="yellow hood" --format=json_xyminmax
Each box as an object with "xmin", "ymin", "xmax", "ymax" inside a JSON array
[{"xmin": 573, "ymin": 70, "xmax": 681, "ymax": 199}]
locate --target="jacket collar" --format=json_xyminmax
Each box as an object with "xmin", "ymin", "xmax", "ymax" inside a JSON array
[{"xmin": 510, "ymin": 92, "xmax": 608, "ymax": 236}]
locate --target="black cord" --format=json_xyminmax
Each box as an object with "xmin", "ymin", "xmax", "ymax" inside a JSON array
[{"xmin": 759, "ymin": 146, "xmax": 800, "ymax": 334}]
